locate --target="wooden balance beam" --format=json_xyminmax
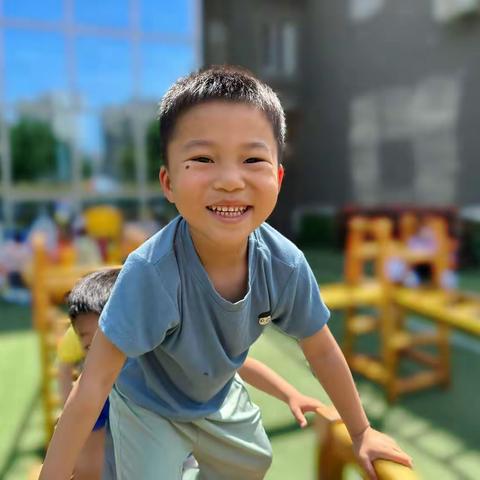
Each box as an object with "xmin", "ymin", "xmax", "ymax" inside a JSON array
[{"xmin": 315, "ymin": 407, "xmax": 419, "ymax": 479}]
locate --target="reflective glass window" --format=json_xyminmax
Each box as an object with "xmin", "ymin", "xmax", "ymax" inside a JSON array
[
  {"xmin": 74, "ymin": 0, "xmax": 129, "ymax": 28},
  {"xmin": 76, "ymin": 37, "xmax": 132, "ymax": 108},
  {"xmin": 3, "ymin": 0, "xmax": 63, "ymax": 21},
  {"xmin": 140, "ymin": 0, "xmax": 192, "ymax": 35},
  {"xmin": 4, "ymin": 29, "xmax": 67, "ymax": 103},
  {"xmin": 141, "ymin": 42, "xmax": 194, "ymax": 99}
]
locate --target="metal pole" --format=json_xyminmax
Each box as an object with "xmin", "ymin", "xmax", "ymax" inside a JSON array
[{"xmin": 0, "ymin": 0, "xmax": 14, "ymax": 229}]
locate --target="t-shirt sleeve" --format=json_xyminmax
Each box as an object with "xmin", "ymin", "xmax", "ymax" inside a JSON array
[
  {"xmin": 272, "ymin": 253, "xmax": 330, "ymax": 339},
  {"xmin": 99, "ymin": 254, "xmax": 179, "ymax": 357}
]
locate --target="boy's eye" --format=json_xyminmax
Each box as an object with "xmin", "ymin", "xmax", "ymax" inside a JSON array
[
  {"xmin": 191, "ymin": 157, "xmax": 213, "ymax": 163},
  {"xmin": 244, "ymin": 157, "xmax": 264, "ymax": 164}
]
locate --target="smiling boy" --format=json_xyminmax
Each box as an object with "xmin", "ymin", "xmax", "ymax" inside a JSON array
[{"xmin": 40, "ymin": 66, "xmax": 411, "ymax": 480}]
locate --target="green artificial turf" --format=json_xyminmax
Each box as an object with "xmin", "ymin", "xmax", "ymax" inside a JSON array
[{"xmin": 1, "ymin": 248, "xmax": 479, "ymax": 479}]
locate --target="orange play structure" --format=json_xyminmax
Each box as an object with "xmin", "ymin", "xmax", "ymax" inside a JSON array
[
  {"xmin": 30, "ymin": 233, "xmax": 111, "ymax": 443},
  {"xmin": 320, "ymin": 213, "xmax": 480, "ymax": 403}
]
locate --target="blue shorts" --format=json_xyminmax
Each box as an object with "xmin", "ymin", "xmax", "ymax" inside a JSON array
[{"xmin": 93, "ymin": 398, "xmax": 109, "ymax": 431}]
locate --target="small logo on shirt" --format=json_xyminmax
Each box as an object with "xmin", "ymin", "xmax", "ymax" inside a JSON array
[{"xmin": 258, "ymin": 311, "xmax": 272, "ymax": 326}]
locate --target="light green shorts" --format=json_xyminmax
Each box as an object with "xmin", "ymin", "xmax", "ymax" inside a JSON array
[{"xmin": 108, "ymin": 376, "xmax": 272, "ymax": 480}]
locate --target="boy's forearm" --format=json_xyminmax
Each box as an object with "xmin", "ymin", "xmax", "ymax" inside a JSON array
[
  {"xmin": 239, "ymin": 358, "xmax": 298, "ymax": 403},
  {"xmin": 42, "ymin": 330, "xmax": 125, "ymax": 479},
  {"xmin": 40, "ymin": 378, "xmax": 109, "ymax": 480},
  {"xmin": 57, "ymin": 362, "xmax": 74, "ymax": 406},
  {"xmin": 301, "ymin": 328, "xmax": 369, "ymax": 438}
]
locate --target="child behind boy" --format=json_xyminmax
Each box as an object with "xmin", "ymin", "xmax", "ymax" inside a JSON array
[
  {"xmin": 58, "ymin": 268, "xmax": 334, "ymax": 479},
  {"xmin": 41, "ymin": 66, "xmax": 412, "ymax": 480},
  {"xmin": 57, "ymin": 269, "xmax": 120, "ymax": 480}
]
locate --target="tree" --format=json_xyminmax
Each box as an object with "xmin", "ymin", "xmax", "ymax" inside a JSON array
[
  {"xmin": 146, "ymin": 119, "xmax": 163, "ymax": 181},
  {"xmin": 10, "ymin": 117, "xmax": 58, "ymax": 181}
]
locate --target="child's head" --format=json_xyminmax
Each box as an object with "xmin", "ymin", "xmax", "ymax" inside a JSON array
[
  {"xmin": 158, "ymin": 65, "xmax": 286, "ymax": 166},
  {"xmin": 67, "ymin": 268, "xmax": 120, "ymax": 351},
  {"xmin": 158, "ymin": 66, "xmax": 286, "ymax": 246}
]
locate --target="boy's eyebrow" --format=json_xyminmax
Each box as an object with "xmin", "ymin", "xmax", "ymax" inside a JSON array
[
  {"xmin": 183, "ymin": 139, "xmax": 271, "ymax": 152},
  {"xmin": 183, "ymin": 139, "xmax": 214, "ymax": 150}
]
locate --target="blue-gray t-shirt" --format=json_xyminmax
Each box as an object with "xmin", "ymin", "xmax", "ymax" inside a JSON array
[{"xmin": 99, "ymin": 217, "xmax": 329, "ymax": 421}]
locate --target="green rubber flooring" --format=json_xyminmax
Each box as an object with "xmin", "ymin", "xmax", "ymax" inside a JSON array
[{"xmin": 1, "ymin": 248, "xmax": 479, "ymax": 479}]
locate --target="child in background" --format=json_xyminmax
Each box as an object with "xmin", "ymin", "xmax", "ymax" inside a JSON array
[
  {"xmin": 58, "ymin": 268, "xmax": 335, "ymax": 479},
  {"xmin": 57, "ymin": 269, "xmax": 119, "ymax": 480},
  {"xmin": 41, "ymin": 66, "xmax": 412, "ymax": 480}
]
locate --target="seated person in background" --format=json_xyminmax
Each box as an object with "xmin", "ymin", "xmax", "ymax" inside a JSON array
[{"xmin": 58, "ymin": 268, "xmax": 336, "ymax": 479}]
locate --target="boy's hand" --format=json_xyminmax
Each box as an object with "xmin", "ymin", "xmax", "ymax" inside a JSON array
[
  {"xmin": 351, "ymin": 426, "xmax": 413, "ymax": 480},
  {"xmin": 286, "ymin": 392, "xmax": 326, "ymax": 428}
]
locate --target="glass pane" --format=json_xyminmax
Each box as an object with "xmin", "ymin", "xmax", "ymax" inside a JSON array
[
  {"xmin": 4, "ymin": 29, "xmax": 67, "ymax": 103},
  {"xmin": 3, "ymin": 0, "xmax": 63, "ymax": 21},
  {"xmin": 141, "ymin": 42, "xmax": 194, "ymax": 100},
  {"xmin": 9, "ymin": 110, "xmax": 71, "ymax": 185},
  {"xmin": 77, "ymin": 109, "xmax": 136, "ymax": 189},
  {"xmin": 140, "ymin": 0, "xmax": 192, "ymax": 35},
  {"xmin": 76, "ymin": 112, "xmax": 102, "ymax": 182},
  {"xmin": 76, "ymin": 37, "xmax": 132, "ymax": 108},
  {"xmin": 74, "ymin": 0, "xmax": 129, "ymax": 28}
]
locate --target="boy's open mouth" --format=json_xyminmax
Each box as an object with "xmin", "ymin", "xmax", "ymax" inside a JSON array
[{"xmin": 207, "ymin": 205, "xmax": 250, "ymax": 217}]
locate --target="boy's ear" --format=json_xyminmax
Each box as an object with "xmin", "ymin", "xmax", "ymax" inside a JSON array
[
  {"xmin": 159, "ymin": 166, "xmax": 175, "ymax": 203},
  {"xmin": 277, "ymin": 164, "xmax": 285, "ymax": 190}
]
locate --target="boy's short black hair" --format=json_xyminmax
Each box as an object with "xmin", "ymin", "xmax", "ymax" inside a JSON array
[
  {"xmin": 158, "ymin": 65, "xmax": 286, "ymax": 165},
  {"xmin": 67, "ymin": 268, "xmax": 121, "ymax": 324}
]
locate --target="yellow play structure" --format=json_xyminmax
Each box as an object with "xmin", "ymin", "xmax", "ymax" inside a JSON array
[
  {"xmin": 320, "ymin": 213, "xmax": 480, "ymax": 402},
  {"xmin": 28, "ymin": 231, "xmax": 418, "ymax": 479},
  {"xmin": 30, "ymin": 233, "xmax": 110, "ymax": 442}
]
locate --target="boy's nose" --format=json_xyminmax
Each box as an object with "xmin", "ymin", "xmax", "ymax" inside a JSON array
[{"xmin": 213, "ymin": 166, "xmax": 245, "ymax": 191}]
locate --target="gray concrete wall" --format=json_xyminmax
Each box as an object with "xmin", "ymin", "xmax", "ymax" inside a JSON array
[
  {"xmin": 202, "ymin": 0, "xmax": 480, "ymax": 234},
  {"xmin": 302, "ymin": 0, "xmax": 480, "ymax": 207}
]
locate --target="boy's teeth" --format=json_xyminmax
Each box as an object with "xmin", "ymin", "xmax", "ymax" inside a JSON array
[{"xmin": 209, "ymin": 205, "xmax": 248, "ymax": 215}]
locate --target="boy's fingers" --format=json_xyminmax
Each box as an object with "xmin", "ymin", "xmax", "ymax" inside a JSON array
[
  {"xmin": 361, "ymin": 459, "xmax": 377, "ymax": 480},
  {"xmin": 292, "ymin": 407, "xmax": 307, "ymax": 427},
  {"xmin": 300, "ymin": 405, "xmax": 317, "ymax": 414},
  {"xmin": 371, "ymin": 451, "xmax": 413, "ymax": 469}
]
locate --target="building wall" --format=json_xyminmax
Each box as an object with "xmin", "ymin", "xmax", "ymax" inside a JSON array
[
  {"xmin": 303, "ymin": 0, "xmax": 480, "ymax": 207},
  {"xmin": 202, "ymin": 0, "xmax": 480, "ymax": 234}
]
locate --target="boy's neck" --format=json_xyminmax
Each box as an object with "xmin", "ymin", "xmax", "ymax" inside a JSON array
[
  {"xmin": 189, "ymin": 229, "xmax": 250, "ymax": 302},
  {"xmin": 190, "ymin": 230, "xmax": 249, "ymax": 269}
]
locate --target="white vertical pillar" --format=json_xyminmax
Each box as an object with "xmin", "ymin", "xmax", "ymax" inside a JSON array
[
  {"xmin": 65, "ymin": 0, "xmax": 82, "ymax": 214},
  {"xmin": 193, "ymin": 0, "xmax": 204, "ymax": 67},
  {"xmin": 0, "ymin": 0, "xmax": 14, "ymax": 229}
]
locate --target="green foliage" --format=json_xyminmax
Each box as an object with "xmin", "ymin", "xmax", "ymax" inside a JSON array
[
  {"xmin": 463, "ymin": 219, "xmax": 480, "ymax": 266},
  {"xmin": 146, "ymin": 120, "xmax": 163, "ymax": 180},
  {"xmin": 296, "ymin": 213, "xmax": 337, "ymax": 248},
  {"xmin": 119, "ymin": 142, "xmax": 136, "ymax": 181},
  {"xmin": 10, "ymin": 118, "xmax": 58, "ymax": 181}
]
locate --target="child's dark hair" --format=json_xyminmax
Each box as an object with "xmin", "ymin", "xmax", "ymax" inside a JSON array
[
  {"xmin": 158, "ymin": 65, "xmax": 286, "ymax": 165},
  {"xmin": 68, "ymin": 268, "xmax": 121, "ymax": 323}
]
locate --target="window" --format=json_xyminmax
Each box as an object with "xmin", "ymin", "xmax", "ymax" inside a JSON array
[
  {"xmin": 75, "ymin": 0, "xmax": 129, "ymax": 28},
  {"xmin": 76, "ymin": 37, "xmax": 132, "ymax": 108},
  {"xmin": 379, "ymin": 139, "xmax": 415, "ymax": 190},
  {"xmin": 3, "ymin": 0, "xmax": 63, "ymax": 21},
  {"xmin": 4, "ymin": 29, "xmax": 66, "ymax": 103},
  {"xmin": 260, "ymin": 19, "xmax": 299, "ymax": 78},
  {"xmin": 141, "ymin": 42, "xmax": 195, "ymax": 99},
  {"xmin": 432, "ymin": 0, "xmax": 479, "ymax": 22},
  {"xmin": 140, "ymin": 0, "xmax": 192, "ymax": 35}
]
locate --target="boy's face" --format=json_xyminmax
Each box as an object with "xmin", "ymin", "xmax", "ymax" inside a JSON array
[
  {"xmin": 73, "ymin": 312, "xmax": 99, "ymax": 352},
  {"xmin": 160, "ymin": 101, "xmax": 284, "ymax": 249}
]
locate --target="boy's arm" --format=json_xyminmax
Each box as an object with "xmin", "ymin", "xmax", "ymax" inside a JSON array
[
  {"xmin": 238, "ymin": 357, "xmax": 328, "ymax": 427},
  {"xmin": 57, "ymin": 362, "xmax": 74, "ymax": 406},
  {"xmin": 40, "ymin": 330, "xmax": 126, "ymax": 480},
  {"xmin": 300, "ymin": 325, "xmax": 412, "ymax": 479}
]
